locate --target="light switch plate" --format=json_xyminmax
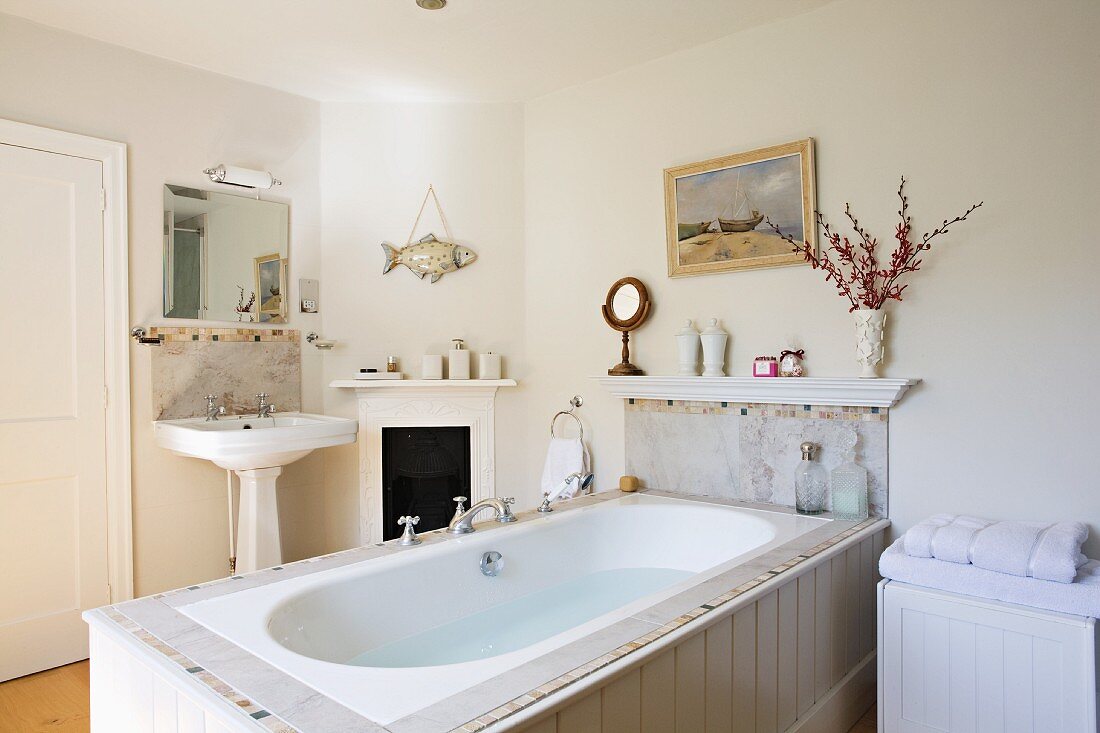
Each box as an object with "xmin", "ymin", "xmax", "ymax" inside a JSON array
[{"xmin": 300, "ymin": 278, "xmax": 319, "ymax": 313}]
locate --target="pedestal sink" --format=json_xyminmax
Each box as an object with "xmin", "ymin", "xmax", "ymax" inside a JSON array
[{"xmin": 154, "ymin": 413, "xmax": 357, "ymax": 573}]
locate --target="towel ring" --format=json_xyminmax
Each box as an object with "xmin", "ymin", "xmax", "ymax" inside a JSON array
[{"xmin": 550, "ymin": 396, "xmax": 584, "ymax": 440}]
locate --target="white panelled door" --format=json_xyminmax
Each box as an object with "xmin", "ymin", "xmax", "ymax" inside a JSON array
[{"xmin": 0, "ymin": 142, "xmax": 110, "ymax": 681}]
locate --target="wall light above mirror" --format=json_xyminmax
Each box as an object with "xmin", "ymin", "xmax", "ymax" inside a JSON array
[{"xmin": 163, "ymin": 184, "xmax": 289, "ymax": 323}]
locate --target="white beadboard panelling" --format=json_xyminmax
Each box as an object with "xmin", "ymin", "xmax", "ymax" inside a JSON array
[
  {"xmin": 777, "ymin": 582, "xmax": 799, "ymax": 730},
  {"xmin": 520, "ymin": 527, "xmax": 886, "ymax": 732},
  {"xmin": 675, "ymin": 632, "xmax": 706, "ymax": 732},
  {"xmin": 557, "ymin": 691, "xmax": 600, "ymax": 733},
  {"xmin": 705, "ymin": 617, "xmax": 733, "ymax": 732},
  {"xmin": 796, "ymin": 572, "xmax": 817, "ymax": 718},
  {"xmin": 732, "ymin": 604, "xmax": 758, "ymax": 730},
  {"xmin": 602, "ymin": 669, "xmax": 641, "ymax": 733},
  {"xmin": 756, "ymin": 591, "xmax": 779, "ymax": 733},
  {"xmin": 88, "ymin": 624, "xmax": 260, "ymax": 733},
  {"xmin": 880, "ymin": 580, "xmax": 1099, "ymax": 733},
  {"xmin": 640, "ymin": 648, "xmax": 676, "ymax": 733}
]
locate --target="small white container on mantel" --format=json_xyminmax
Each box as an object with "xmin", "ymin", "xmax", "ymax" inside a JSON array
[
  {"xmin": 700, "ymin": 319, "xmax": 728, "ymax": 377},
  {"xmin": 479, "ymin": 352, "xmax": 502, "ymax": 380},
  {"xmin": 448, "ymin": 339, "xmax": 470, "ymax": 380},
  {"xmin": 422, "ymin": 355, "xmax": 443, "ymax": 380},
  {"xmin": 675, "ymin": 320, "xmax": 701, "ymax": 376}
]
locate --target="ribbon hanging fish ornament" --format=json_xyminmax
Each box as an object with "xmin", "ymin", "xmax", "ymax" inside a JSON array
[{"xmin": 380, "ymin": 234, "xmax": 477, "ymax": 284}]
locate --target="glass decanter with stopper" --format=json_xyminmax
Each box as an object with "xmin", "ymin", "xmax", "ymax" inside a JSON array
[
  {"xmin": 794, "ymin": 441, "xmax": 827, "ymax": 514},
  {"xmin": 829, "ymin": 431, "xmax": 869, "ymax": 520}
]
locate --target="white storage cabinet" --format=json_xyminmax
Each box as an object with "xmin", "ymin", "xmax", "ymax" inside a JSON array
[{"xmin": 878, "ymin": 579, "xmax": 1099, "ymax": 732}]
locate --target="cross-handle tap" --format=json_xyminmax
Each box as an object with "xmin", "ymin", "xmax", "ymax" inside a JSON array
[
  {"xmin": 498, "ymin": 496, "xmax": 517, "ymax": 523},
  {"xmin": 255, "ymin": 393, "xmax": 276, "ymax": 418},
  {"xmin": 448, "ymin": 498, "xmax": 511, "ymax": 535},
  {"xmin": 397, "ymin": 515, "xmax": 421, "ymax": 546},
  {"xmin": 451, "ymin": 496, "xmax": 468, "ymax": 524},
  {"xmin": 204, "ymin": 395, "xmax": 226, "ymax": 421}
]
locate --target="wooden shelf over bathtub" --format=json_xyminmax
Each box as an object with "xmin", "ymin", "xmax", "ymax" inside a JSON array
[{"xmin": 594, "ymin": 376, "xmax": 919, "ymax": 408}]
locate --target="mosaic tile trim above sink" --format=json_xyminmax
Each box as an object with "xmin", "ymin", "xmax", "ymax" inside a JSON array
[{"xmin": 147, "ymin": 326, "xmax": 299, "ymax": 343}]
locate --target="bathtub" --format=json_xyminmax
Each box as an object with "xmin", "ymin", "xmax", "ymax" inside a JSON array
[{"xmin": 179, "ymin": 493, "xmax": 828, "ymax": 724}]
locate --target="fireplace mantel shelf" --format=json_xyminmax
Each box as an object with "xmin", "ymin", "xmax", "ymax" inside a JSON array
[
  {"xmin": 594, "ymin": 376, "xmax": 919, "ymax": 408},
  {"xmin": 330, "ymin": 379, "xmax": 517, "ymax": 391}
]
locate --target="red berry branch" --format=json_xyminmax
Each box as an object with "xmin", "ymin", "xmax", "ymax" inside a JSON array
[{"xmin": 767, "ymin": 177, "xmax": 982, "ymax": 312}]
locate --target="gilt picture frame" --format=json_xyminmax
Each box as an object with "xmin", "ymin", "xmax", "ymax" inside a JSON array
[
  {"xmin": 254, "ymin": 253, "xmax": 287, "ymax": 323},
  {"xmin": 664, "ymin": 138, "xmax": 817, "ymax": 277}
]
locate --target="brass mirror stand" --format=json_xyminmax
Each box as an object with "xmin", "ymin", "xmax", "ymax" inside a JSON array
[{"xmin": 601, "ymin": 277, "xmax": 651, "ymax": 376}]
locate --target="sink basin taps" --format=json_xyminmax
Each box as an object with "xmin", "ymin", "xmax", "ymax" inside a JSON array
[
  {"xmin": 448, "ymin": 497, "xmax": 512, "ymax": 534},
  {"xmin": 256, "ymin": 393, "xmax": 277, "ymax": 418},
  {"xmin": 205, "ymin": 395, "xmax": 227, "ymax": 421}
]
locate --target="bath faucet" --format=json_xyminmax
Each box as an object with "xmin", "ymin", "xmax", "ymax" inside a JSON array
[
  {"xmin": 256, "ymin": 393, "xmax": 276, "ymax": 418},
  {"xmin": 448, "ymin": 497, "xmax": 512, "ymax": 534},
  {"xmin": 204, "ymin": 395, "xmax": 227, "ymax": 421}
]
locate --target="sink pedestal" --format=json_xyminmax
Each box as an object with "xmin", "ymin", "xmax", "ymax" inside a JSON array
[{"xmin": 236, "ymin": 467, "xmax": 283, "ymax": 573}]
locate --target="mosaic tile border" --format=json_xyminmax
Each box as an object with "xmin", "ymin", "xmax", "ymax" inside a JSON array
[
  {"xmin": 101, "ymin": 607, "xmax": 299, "ymax": 732},
  {"xmin": 625, "ymin": 398, "xmax": 887, "ymax": 421},
  {"xmin": 453, "ymin": 515, "xmax": 882, "ymax": 732},
  {"xmin": 147, "ymin": 326, "xmax": 299, "ymax": 343}
]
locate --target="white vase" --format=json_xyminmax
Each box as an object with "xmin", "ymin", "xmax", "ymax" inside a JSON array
[
  {"xmin": 675, "ymin": 320, "xmax": 701, "ymax": 376},
  {"xmin": 853, "ymin": 309, "xmax": 886, "ymax": 378},
  {"xmin": 700, "ymin": 318, "xmax": 728, "ymax": 377}
]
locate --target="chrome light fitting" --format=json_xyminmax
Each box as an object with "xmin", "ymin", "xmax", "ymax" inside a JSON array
[
  {"xmin": 203, "ymin": 164, "xmax": 282, "ymax": 189},
  {"xmin": 416, "ymin": 0, "xmax": 446, "ymax": 9}
]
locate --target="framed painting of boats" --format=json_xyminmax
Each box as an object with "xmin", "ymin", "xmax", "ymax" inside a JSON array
[{"xmin": 664, "ymin": 138, "xmax": 816, "ymax": 277}]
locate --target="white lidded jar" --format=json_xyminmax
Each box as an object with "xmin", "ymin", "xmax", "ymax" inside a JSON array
[
  {"xmin": 829, "ymin": 433, "xmax": 869, "ymax": 520},
  {"xmin": 675, "ymin": 320, "xmax": 701, "ymax": 376},
  {"xmin": 700, "ymin": 319, "xmax": 728, "ymax": 377}
]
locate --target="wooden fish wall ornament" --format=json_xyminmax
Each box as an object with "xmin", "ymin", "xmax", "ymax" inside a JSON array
[
  {"xmin": 381, "ymin": 184, "xmax": 476, "ymax": 284},
  {"xmin": 381, "ymin": 234, "xmax": 477, "ymax": 283}
]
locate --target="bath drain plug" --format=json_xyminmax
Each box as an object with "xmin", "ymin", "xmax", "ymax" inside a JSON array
[{"xmin": 480, "ymin": 551, "xmax": 504, "ymax": 577}]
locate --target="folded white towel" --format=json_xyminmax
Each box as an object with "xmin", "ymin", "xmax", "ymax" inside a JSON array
[
  {"xmin": 880, "ymin": 539, "xmax": 1100, "ymax": 618},
  {"xmin": 540, "ymin": 438, "xmax": 590, "ymax": 499},
  {"xmin": 902, "ymin": 515, "xmax": 1088, "ymax": 584}
]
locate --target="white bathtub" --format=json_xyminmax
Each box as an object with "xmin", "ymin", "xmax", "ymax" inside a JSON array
[{"xmin": 181, "ymin": 493, "xmax": 828, "ymax": 724}]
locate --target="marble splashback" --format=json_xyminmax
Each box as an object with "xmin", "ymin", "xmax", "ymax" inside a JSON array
[
  {"xmin": 150, "ymin": 327, "xmax": 301, "ymax": 420},
  {"xmin": 625, "ymin": 399, "xmax": 888, "ymax": 517}
]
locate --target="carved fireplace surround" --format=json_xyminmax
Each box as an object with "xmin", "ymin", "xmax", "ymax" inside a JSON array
[{"xmin": 330, "ymin": 379, "xmax": 517, "ymax": 544}]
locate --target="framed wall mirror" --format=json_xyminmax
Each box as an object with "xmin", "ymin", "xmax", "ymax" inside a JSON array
[
  {"xmin": 601, "ymin": 277, "xmax": 651, "ymax": 375},
  {"xmin": 163, "ymin": 184, "xmax": 289, "ymax": 323}
]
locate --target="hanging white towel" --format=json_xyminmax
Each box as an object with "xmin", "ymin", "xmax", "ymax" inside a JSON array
[
  {"xmin": 540, "ymin": 438, "xmax": 590, "ymax": 499},
  {"xmin": 902, "ymin": 514, "xmax": 1088, "ymax": 584}
]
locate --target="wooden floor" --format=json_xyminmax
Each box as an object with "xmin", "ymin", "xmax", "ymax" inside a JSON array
[
  {"xmin": 0, "ymin": 660, "xmax": 875, "ymax": 733},
  {"xmin": 0, "ymin": 662, "xmax": 90, "ymax": 733},
  {"xmin": 849, "ymin": 704, "xmax": 878, "ymax": 732}
]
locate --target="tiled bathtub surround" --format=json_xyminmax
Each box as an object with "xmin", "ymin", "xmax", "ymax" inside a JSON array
[
  {"xmin": 149, "ymin": 327, "xmax": 302, "ymax": 419},
  {"xmin": 85, "ymin": 490, "xmax": 884, "ymax": 733},
  {"xmin": 625, "ymin": 399, "xmax": 889, "ymax": 517}
]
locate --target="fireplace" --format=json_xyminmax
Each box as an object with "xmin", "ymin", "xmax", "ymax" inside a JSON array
[
  {"xmin": 330, "ymin": 377, "xmax": 516, "ymax": 545},
  {"xmin": 381, "ymin": 426, "xmax": 471, "ymax": 540}
]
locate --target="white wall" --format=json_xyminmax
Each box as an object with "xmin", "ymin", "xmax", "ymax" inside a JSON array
[
  {"xmin": 319, "ymin": 102, "xmax": 527, "ymax": 550},
  {"xmin": 0, "ymin": 15, "xmax": 326, "ymax": 594},
  {"xmin": 524, "ymin": 0, "xmax": 1100, "ymax": 553}
]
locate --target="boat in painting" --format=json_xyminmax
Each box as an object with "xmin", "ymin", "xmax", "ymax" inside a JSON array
[
  {"xmin": 718, "ymin": 171, "xmax": 764, "ymax": 232},
  {"xmin": 677, "ymin": 221, "xmax": 713, "ymax": 241}
]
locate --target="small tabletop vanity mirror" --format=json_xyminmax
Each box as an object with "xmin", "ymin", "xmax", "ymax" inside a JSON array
[
  {"xmin": 163, "ymin": 184, "xmax": 289, "ymax": 323},
  {"xmin": 602, "ymin": 277, "xmax": 651, "ymax": 376}
]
